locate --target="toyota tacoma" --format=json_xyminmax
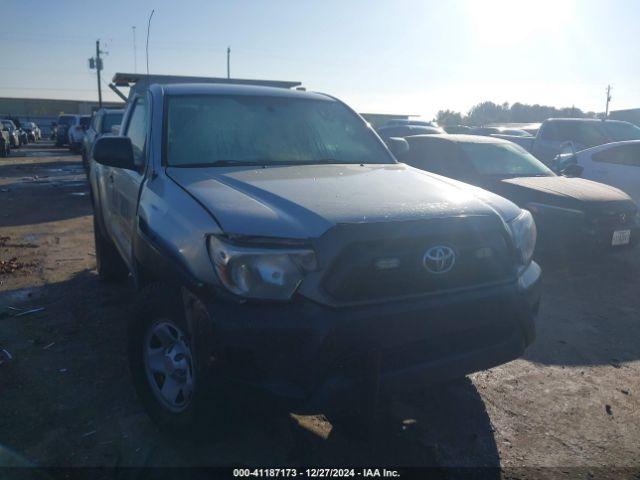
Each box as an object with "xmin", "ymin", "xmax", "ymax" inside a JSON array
[{"xmin": 88, "ymin": 83, "xmax": 541, "ymax": 431}]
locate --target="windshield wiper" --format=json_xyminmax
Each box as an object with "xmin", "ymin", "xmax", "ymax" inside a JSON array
[{"xmin": 171, "ymin": 160, "xmax": 267, "ymax": 168}]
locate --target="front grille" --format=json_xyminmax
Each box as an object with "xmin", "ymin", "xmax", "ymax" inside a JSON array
[
  {"xmin": 322, "ymin": 218, "xmax": 514, "ymax": 303},
  {"xmin": 591, "ymin": 206, "xmax": 637, "ymax": 230}
]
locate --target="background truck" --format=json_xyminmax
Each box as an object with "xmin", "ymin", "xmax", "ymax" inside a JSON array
[{"xmin": 498, "ymin": 118, "xmax": 640, "ymax": 165}]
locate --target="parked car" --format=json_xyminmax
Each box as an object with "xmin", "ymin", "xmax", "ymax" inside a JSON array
[
  {"xmin": 1, "ymin": 120, "xmax": 21, "ymax": 148},
  {"xmin": 89, "ymin": 83, "xmax": 540, "ymax": 431},
  {"xmin": 384, "ymin": 119, "xmax": 436, "ymax": 127},
  {"xmin": 443, "ymin": 125, "xmax": 472, "ymax": 134},
  {"xmin": 398, "ymin": 134, "xmax": 639, "ymax": 253},
  {"xmin": 82, "ymin": 109, "xmax": 124, "ymax": 169},
  {"xmin": 67, "ymin": 115, "xmax": 91, "ymax": 153},
  {"xmin": 21, "ymin": 122, "xmax": 41, "ymax": 142},
  {"xmin": 50, "ymin": 122, "xmax": 58, "ymax": 141},
  {"xmin": 55, "ymin": 114, "xmax": 78, "ymax": 147},
  {"xmin": 470, "ymin": 127, "xmax": 532, "ymax": 137},
  {"xmin": 0, "ymin": 124, "xmax": 11, "ymax": 157},
  {"xmin": 501, "ymin": 118, "xmax": 640, "ymax": 165},
  {"xmin": 554, "ymin": 140, "xmax": 640, "ymax": 206},
  {"xmin": 377, "ymin": 124, "xmax": 446, "ymax": 140}
]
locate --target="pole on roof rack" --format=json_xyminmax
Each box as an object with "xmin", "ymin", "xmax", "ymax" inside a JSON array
[
  {"xmin": 108, "ymin": 83, "xmax": 128, "ymax": 102},
  {"xmin": 146, "ymin": 10, "xmax": 155, "ymax": 76},
  {"xmin": 227, "ymin": 46, "xmax": 231, "ymax": 79}
]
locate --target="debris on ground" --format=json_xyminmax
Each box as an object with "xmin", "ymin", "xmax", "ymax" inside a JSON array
[
  {"xmin": 43, "ymin": 342, "xmax": 55, "ymax": 350},
  {"xmin": 605, "ymin": 405, "xmax": 613, "ymax": 416},
  {"xmin": 621, "ymin": 389, "xmax": 630, "ymax": 395},
  {"xmin": 0, "ymin": 258, "xmax": 36, "ymax": 275}
]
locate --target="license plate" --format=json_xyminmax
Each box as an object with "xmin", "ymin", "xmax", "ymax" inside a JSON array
[{"xmin": 612, "ymin": 229, "xmax": 631, "ymax": 246}]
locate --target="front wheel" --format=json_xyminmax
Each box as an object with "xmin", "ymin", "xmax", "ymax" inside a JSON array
[{"xmin": 129, "ymin": 283, "xmax": 223, "ymax": 434}]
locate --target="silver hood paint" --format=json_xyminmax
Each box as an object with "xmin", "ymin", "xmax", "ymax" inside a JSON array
[{"xmin": 167, "ymin": 163, "xmax": 521, "ymax": 238}]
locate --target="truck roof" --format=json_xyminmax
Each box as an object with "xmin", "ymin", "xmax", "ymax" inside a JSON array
[
  {"xmin": 544, "ymin": 117, "xmax": 630, "ymax": 124},
  {"xmin": 158, "ymin": 83, "xmax": 332, "ymax": 101},
  {"xmin": 112, "ymin": 72, "xmax": 303, "ymax": 99}
]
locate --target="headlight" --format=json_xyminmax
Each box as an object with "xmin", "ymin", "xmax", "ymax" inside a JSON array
[
  {"xmin": 508, "ymin": 210, "xmax": 537, "ymax": 265},
  {"xmin": 207, "ymin": 236, "xmax": 317, "ymax": 300}
]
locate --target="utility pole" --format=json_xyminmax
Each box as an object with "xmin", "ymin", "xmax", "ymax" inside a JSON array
[
  {"xmin": 227, "ymin": 46, "xmax": 231, "ymax": 79},
  {"xmin": 96, "ymin": 40, "xmax": 103, "ymax": 108},
  {"xmin": 132, "ymin": 26, "xmax": 137, "ymax": 73},
  {"xmin": 604, "ymin": 85, "xmax": 612, "ymax": 119},
  {"xmin": 89, "ymin": 40, "xmax": 105, "ymax": 108}
]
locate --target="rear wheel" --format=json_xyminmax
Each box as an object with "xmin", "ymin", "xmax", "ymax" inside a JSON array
[{"xmin": 93, "ymin": 215, "xmax": 129, "ymax": 282}]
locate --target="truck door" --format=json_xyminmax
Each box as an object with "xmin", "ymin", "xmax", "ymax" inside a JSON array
[
  {"xmin": 109, "ymin": 95, "xmax": 149, "ymax": 266},
  {"xmin": 532, "ymin": 122, "xmax": 566, "ymax": 164}
]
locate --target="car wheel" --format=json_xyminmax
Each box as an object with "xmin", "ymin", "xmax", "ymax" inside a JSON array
[
  {"xmin": 93, "ymin": 215, "xmax": 129, "ymax": 282},
  {"xmin": 129, "ymin": 283, "xmax": 223, "ymax": 434}
]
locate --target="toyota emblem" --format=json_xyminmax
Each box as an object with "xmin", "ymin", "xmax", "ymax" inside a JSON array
[{"xmin": 423, "ymin": 246, "xmax": 456, "ymax": 274}]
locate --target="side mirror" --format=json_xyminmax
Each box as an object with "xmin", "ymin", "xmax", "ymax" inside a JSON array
[
  {"xmin": 111, "ymin": 124, "xmax": 121, "ymax": 135},
  {"xmin": 386, "ymin": 137, "xmax": 410, "ymax": 158},
  {"xmin": 558, "ymin": 141, "xmax": 576, "ymax": 157},
  {"xmin": 561, "ymin": 163, "xmax": 584, "ymax": 177},
  {"xmin": 93, "ymin": 136, "xmax": 135, "ymax": 170}
]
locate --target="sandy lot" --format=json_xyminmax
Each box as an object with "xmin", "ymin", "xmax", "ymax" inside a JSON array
[{"xmin": 1, "ymin": 142, "xmax": 639, "ymax": 475}]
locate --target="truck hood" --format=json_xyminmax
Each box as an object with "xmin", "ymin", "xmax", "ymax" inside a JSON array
[{"xmin": 166, "ymin": 163, "xmax": 520, "ymax": 238}]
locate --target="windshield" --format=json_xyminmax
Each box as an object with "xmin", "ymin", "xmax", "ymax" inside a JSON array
[
  {"xmin": 165, "ymin": 95, "xmax": 392, "ymax": 167},
  {"xmin": 102, "ymin": 113, "xmax": 123, "ymax": 133},
  {"xmin": 58, "ymin": 115, "xmax": 75, "ymax": 126},
  {"xmin": 600, "ymin": 122, "xmax": 640, "ymax": 142},
  {"xmin": 460, "ymin": 141, "xmax": 555, "ymax": 177}
]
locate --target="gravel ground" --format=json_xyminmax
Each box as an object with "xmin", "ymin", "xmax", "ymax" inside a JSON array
[{"xmin": 0, "ymin": 142, "xmax": 639, "ymax": 476}]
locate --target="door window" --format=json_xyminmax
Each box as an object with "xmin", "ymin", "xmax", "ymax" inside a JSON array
[
  {"xmin": 592, "ymin": 144, "xmax": 640, "ymax": 167},
  {"xmin": 125, "ymin": 98, "xmax": 148, "ymax": 167}
]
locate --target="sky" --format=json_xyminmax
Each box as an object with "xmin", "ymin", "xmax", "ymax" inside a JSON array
[{"xmin": 1, "ymin": 0, "xmax": 639, "ymax": 119}]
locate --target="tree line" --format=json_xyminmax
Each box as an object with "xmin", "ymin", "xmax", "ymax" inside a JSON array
[{"xmin": 436, "ymin": 101, "xmax": 599, "ymax": 126}]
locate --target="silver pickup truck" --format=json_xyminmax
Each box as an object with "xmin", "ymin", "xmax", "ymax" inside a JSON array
[
  {"xmin": 88, "ymin": 82, "xmax": 541, "ymax": 432},
  {"xmin": 499, "ymin": 118, "xmax": 640, "ymax": 165}
]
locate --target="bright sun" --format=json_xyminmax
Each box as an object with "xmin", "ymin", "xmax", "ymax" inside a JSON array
[{"xmin": 467, "ymin": 0, "xmax": 574, "ymax": 46}]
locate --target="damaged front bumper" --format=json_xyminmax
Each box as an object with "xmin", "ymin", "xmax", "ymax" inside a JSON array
[{"xmin": 201, "ymin": 261, "xmax": 541, "ymax": 409}]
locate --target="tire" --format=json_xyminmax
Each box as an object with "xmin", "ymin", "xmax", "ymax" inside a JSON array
[
  {"xmin": 93, "ymin": 215, "xmax": 129, "ymax": 282},
  {"xmin": 128, "ymin": 282, "xmax": 223, "ymax": 435}
]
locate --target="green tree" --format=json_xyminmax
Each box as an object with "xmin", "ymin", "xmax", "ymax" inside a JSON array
[{"xmin": 436, "ymin": 109, "xmax": 463, "ymax": 126}]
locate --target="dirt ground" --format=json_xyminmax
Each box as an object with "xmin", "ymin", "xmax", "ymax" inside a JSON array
[{"xmin": 1, "ymin": 142, "xmax": 639, "ymax": 474}]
